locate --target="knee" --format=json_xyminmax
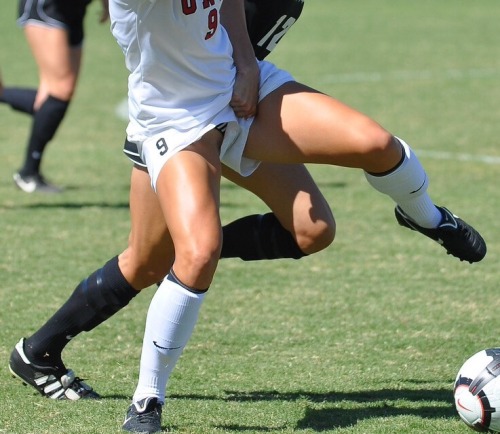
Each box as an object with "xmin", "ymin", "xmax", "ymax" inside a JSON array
[
  {"xmin": 174, "ymin": 234, "xmax": 222, "ymax": 287},
  {"xmin": 49, "ymin": 75, "xmax": 78, "ymax": 102},
  {"xmin": 359, "ymin": 130, "xmax": 402, "ymax": 173},
  {"xmin": 296, "ymin": 215, "xmax": 336, "ymax": 255},
  {"xmin": 363, "ymin": 129, "xmax": 394, "ymax": 157},
  {"xmin": 53, "ymin": 83, "xmax": 76, "ymax": 101},
  {"xmin": 180, "ymin": 239, "xmax": 222, "ymax": 273},
  {"xmin": 119, "ymin": 248, "xmax": 171, "ymax": 290}
]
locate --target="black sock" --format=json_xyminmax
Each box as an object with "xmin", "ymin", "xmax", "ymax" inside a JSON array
[
  {"xmin": 24, "ymin": 256, "xmax": 138, "ymax": 369},
  {"xmin": 19, "ymin": 95, "xmax": 69, "ymax": 176},
  {"xmin": 24, "ymin": 215, "xmax": 304, "ymax": 366},
  {"xmin": 220, "ymin": 213, "xmax": 307, "ymax": 260},
  {"xmin": 0, "ymin": 87, "xmax": 37, "ymax": 114}
]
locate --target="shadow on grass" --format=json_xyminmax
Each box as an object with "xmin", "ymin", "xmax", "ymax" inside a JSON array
[
  {"xmin": 2, "ymin": 180, "xmax": 347, "ymax": 211},
  {"xmin": 221, "ymin": 181, "xmax": 348, "ymax": 191},
  {"xmin": 7, "ymin": 201, "xmax": 131, "ymax": 209},
  {"xmin": 4, "ymin": 200, "xmax": 271, "ymax": 210},
  {"xmin": 167, "ymin": 387, "xmax": 456, "ymax": 432}
]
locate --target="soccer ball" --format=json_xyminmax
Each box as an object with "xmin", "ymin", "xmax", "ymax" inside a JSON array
[{"xmin": 454, "ymin": 348, "xmax": 500, "ymax": 432}]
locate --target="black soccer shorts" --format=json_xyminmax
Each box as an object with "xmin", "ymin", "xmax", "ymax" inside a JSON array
[{"xmin": 17, "ymin": 0, "xmax": 92, "ymax": 47}]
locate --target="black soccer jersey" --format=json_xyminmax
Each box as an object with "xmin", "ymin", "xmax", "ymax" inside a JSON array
[{"xmin": 245, "ymin": 0, "xmax": 304, "ymax": 60}]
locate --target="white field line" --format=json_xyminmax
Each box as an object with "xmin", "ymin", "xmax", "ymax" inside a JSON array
[
  {"xmin": 303, "ymin": 67, "xmax": 500, "ymax": 85},
  {"xmin": 115, "ymin": 67, "xmax": 500, "ymax": 165},
  {"xmin": 417, "ymin": 150, "xmax": 500, "ymax": 165}
]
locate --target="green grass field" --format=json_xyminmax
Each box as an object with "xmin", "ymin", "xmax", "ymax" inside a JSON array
[{"xmin": 1, "ymin": 0, "xmax": 500, "ymax": 432}]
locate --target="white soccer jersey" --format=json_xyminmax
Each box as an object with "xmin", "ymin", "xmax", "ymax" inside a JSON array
[{"xmin": 110, "ymin": 0, "xmax": 236, "ymax": 142}]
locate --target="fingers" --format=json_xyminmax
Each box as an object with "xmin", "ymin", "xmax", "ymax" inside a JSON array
[
  {"xmin": 230, "ymin": 70, "xmax": 259, "ymax": 119},
  {"xmin": 230, "ymin": 96, "xmax": 257, "ymax": 119}
]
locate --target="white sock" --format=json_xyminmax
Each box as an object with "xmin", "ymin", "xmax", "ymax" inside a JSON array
[
  {"xmin": 132, "ymin": 274, "xmax": 206, "ymax": 404},
  {"xmin": 364, "ymin": 137, "xmax": 442, "ymax": 228}
]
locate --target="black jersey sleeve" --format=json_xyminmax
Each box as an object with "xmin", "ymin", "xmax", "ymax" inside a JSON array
[{"xmin": 244, "ymin": 0, "xmax": 304, "ymax": 60}]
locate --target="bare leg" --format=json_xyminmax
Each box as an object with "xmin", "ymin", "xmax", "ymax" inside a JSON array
[
  {"xmin": 245, "ymin": 82, "xmax": 401, "ymax": 172},
  {"xmin": 131, "ymin": 129, "xmax": 223, "ymax": 404},
  {"xmin": 244, "ymin": 81, "xmax": 485, "ymax": 263},
  {"xmin": 25, "ymin": 25, "xmax": 81, "ymax": 107},
  {"xmin": 14, "ymin": 25, "xmax": 81, "ymax": 190},
  {"xmin": 119, "ymin": 165, "xmax": 175, "ymax": 289},
  {"xmin": 222, "ymin": 163, "xmax": 334, "ymax": 254}
]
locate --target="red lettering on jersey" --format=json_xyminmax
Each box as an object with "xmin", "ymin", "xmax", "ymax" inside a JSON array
[
  {"xmin": 202, "ymin": 0, "xmax": 215, "ymax": 8},
  {"xmin": 205, "ymin": 8, "xmax": 218, "ymax": 40},
  {"xmin": 180, "ymin": 0, "xmax": 219, "ymax": 40},
  {"xmin": 181, "ymin": 0, "xmax": 197, "ymax": 15}
]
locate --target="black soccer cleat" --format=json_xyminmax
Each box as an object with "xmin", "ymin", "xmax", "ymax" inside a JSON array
[
  {"xmin": 395, "ymin": 205, "xmax": 486, "ymax": 263},
  {"xmin": 13, "ymin": 172, "xmax": 63, "ymax": 194},
  {"xmin": 123, "ymin": 397, "xmax": 163, "ymax": 433},
  {"xmin": 9, "ymin": 338, "xmax": 100, "ymax": 400}
]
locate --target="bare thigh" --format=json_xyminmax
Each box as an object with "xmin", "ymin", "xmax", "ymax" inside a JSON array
[
  {"xmin": 24, "ymin": 24, "xmax": 81, "ymax": 106},
  {"xmin": 245, "ymin": 81, "xmax": 402, "ymax": 173},
  {"xmin": 222, "ymin": 162, "xmax": 335, "ymax": 253},
  {"xmin": 119, "ymin": 165, "xmax": 174, "ymax": 290},
  {"xmin": 156, "ymin": 131, "xmax": 223, "ymax": 289},
  {"xmin": 119, "ymin": 161, "xmax": 336, "ymax": 290}
]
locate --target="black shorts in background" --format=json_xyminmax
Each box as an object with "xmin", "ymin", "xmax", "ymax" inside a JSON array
[{"xmin": 17, "ymin": 0, "xmax": 92, "ymax": 46}]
